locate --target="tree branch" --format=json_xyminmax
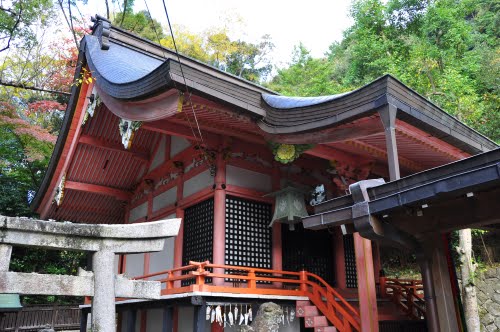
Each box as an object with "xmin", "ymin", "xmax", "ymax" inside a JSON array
[
  {"xmin": 120, "ymin": 0, "xmax": 128, "ymax": 27},
  {"xmin": 57, "ymin": 0, "xmax": 79, "ymax": 49},
  {"xmin": 0, "ymin": 80, "xmax": 71, "ymax": 96},
  {"xmin": 0, "ymin": 4, "xmax": 23, "ymax": 53}
]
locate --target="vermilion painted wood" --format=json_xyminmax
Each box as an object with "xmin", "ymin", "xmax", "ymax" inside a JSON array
[
  {"xmin": 348, "ymin": 138, "xmax": 423, "ymax": 172},
  {"xmin": 38, "ymin": 78, "xmax": 94, "ymax": 219},
  {"xmin": 142, "ymin": 119, "xmax": 219, "ymax": 148},
  {"xmin": 396, "ymin": 120, "xmax": 470, "ymax": 159},
  {"xmin": 379, "ymin": 277, "xmax": 426, "ymax": 320},
  {"xmin": 307, "ymin": 145, "xmax": 363, "ymax": 166},
  {"xmin": 353, "ymin": 233, "xmax": 379, "ymax": 332},
  {"xmin": 227, "ymin": 158, "xmax": 273, "ymax": 175},
  {"xmin": 65, "ymin": 180, "xmax": 131, "ymax": 201},
  {"xmin": 79, "ymin": 134, "xmax": 150, "ymax": 163},
  {"xmin": 224, "ymin": 185, "xmax": 274, "ymax": 204},
  {"xmin": 213, "ymin": 150, "xmax": 226, "ymax": 286},
  {"xmin": 169, "ymin": 116, "xmax": 265, "ymax": 145},
  {"xmin": 135, "ymin": 261, "xmax": 361, "ymax": 332}
]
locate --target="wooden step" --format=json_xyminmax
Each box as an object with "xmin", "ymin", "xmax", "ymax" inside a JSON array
[
  {"xmin": 296, "ymin": 305, "xmax": 319, "ymax": 317},
  {"xmin": 296, "ymin": 300, "xmax": 311, "ymax": 306},
  {"xmin": 304, "ymin": 316, "xmax": 329, "ymax": 328},
  {"xmin": 314, "ymin": 327, "xmax": 337, "ymax": 332}
]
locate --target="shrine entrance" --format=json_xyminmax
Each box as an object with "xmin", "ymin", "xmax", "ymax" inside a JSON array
[{"xmin": 282, "ymin": 223, "xmax": 336, "ymax": 286}]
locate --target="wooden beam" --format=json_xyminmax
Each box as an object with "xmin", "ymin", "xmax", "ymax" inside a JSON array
[
  {"xmin": 354, "ymin": 233, "xmax": 379, "ymax": 332},
  {"xmin": 79, "ymin": 134, "xmax": 150, "ymax": 163},
  {"xmin": 170, "ymin": 117, "xmax": 265, "ymax": 145},
  {"xmin": 379, "ymin": 104, "xmax": 400, "ymax": 180},
  {"xmin": 65, "ymin": 180, "xmax": 131, "ymax": 201},
  {"xmin": 306, "ymin": 144, "xmax": 366, "ymax": 165},
  {"xmin": 396, "ymin": 120, "xmax": 470, "ymax": 159},
  {"xmin": 142, "ymin": 120, "xmax": 200, "ymax": 141},
  {"xmin": 347, "ymin": 139, "xmax": 423, "ymax": 172}
]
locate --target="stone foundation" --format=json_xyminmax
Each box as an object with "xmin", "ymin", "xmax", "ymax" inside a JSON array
[{"xmin": 476, "ymin": 267, "xmax": 500, "ymax": 331}]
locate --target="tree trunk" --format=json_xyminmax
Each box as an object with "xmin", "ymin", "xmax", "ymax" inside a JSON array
[{"xmin": 457, "ymin": 229, "xmax": 480, "ymax": 332}]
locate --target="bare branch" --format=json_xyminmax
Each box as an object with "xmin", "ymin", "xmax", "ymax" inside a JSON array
[
  {"xmin": 57, "ymin": 0, "xmax": 79, "ymax": 49},
  {"xmin": 0, "ymin": 4, "xmax": 23, "ymax": 53},
  {"xmin": 0, "ymin": 80, "xmax": 71, "ymax": 96},
  {"xmin": 105, "ymin": 0, "xmax": 110, "ymax": 20},
  {"xmin": 120, "ymin": 0, "xmax": 128, "ymax": 27}
]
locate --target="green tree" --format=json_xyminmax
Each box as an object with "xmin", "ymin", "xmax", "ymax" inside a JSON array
[
  {"xmin": 269, "ymin": 0, "xmax": 499, "ymax": 142},
  {"xmin": 161, "ymin": 25, "xmax": 274, "ymax": 83},
  {"xmin": 0, "ymin": 0, "xmax": 55, "ymax": 52}
]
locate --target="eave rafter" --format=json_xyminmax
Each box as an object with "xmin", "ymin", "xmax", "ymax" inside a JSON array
[
  {"xmin": 344, "ymin": 139, "xmax": 423, "ymax": 172},
  {"xmin": 78, "ymin": 134, "xmax": 150, "ymax": 163},
  {"xmin": 396, "ymin": 121, "xmax": 470, "ymax": 160},
  {"xmin": 306, "ymin": 144, "xmax": 369, "ymax": 166},
  {"xmin": 65, "ymin": 180, "xmax": 131, "ymax": 201}
]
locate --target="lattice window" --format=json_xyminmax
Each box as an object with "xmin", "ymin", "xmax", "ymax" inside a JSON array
[
  {"xmin": 343, "ymin": 234, "xmax": 358, "ymax": 288},
  {"xmin": 182, "ymin": 198, "xmax": 214, "ymax": 285},
  {"xmin": 225, "ymin": 196, "xmax": 272, "ymax": 280}
]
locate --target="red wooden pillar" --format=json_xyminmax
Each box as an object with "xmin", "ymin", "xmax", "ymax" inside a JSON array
[
  {"xmin": 271, "ymin": 165, "xmax": 282, "ymax": 274},
  {"xmin": 213, "ymin": 149, "xmax": 226, "ymax": 285},
  {"xmin": 333, "ymin": 227, "xmax": 347, "ymax": 289},
  {"xmin": 372, "ymin": 242, "xmax": 381, "ymax": 284},
  {"xmin": 354, "ymin": 232, "xmax": 379, "ymax": 332},
  {"xmin": 173, "ymin": 207, "xmax": 184, "ymax": 289},
  {"xmin": 173, "ymin": 175, "xmax": 184, "ymax": 288}
]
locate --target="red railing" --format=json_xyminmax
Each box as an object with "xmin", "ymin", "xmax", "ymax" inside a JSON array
[
  {"xmin": 379, "ymin": 277, "xmax": 426, "ymax": 320},
  {"xmin": 135, "ymin": 261, "xmax": 361, "ymax": 332}
]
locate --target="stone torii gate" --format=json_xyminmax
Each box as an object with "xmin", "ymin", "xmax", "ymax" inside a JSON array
[{"xmin": 0, "ymin": 215, "xmax": 181, "ymax": 332}]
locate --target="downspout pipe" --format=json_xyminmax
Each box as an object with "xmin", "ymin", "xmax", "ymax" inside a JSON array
[{"xmin": 349, "ymin": 179, "xmax": 441, "ymax": 332}]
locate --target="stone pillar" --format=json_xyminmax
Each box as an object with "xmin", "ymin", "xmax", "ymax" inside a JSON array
[
  {"xmin": 0, "ymin": 244, "xmax": 12, "ymax": 271},
  {"xmin": 193, "ymin": 304, "xmax": 207, "ymax": 332},
  {"xmin": 92, "ymin": 249, "xmax": 116, "ymax": 332},
  {"xmin": 213, "ymin": 150, "xmax": 226, "ymax": 285},
  {"xmin": 163, "ymin": 306, "xmax": 174, "ymax": 332},
  {"xmin": 354, "ymin": 233, "xmax": 379, "ymax": 332},
  {"xmin": 422, "ymin": 235, "xmax": 460, "ymax": 332}
]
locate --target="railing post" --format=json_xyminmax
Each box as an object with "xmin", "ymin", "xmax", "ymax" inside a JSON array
[
  {"xmin": 248, "ymin": 269, "xmax": 256, "ymax": 289},
  {"xmin": 166, "ymin": 271, "xmax": 174, "ymax": 290},
  {"xmin": 343, "ymin": 316, "xmax": 353, "ymax": 332},
  {"xmin": 195, "ymin": 264, "xmax": 206, "ymax": 286},
  {"xmin": 299, "ymin": 270, "xmax": 308, "ymax": 293},
  {"xmin": 379, "ymin": 276, "xmax": 387, "ymax": 298},
  {"xmin": 408, "ymin": 285, "xmax": 416, "ymax": 318}
]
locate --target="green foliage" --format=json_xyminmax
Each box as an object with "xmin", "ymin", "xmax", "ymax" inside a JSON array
[
  {"xmin": 160, "ymin": 25, "xmax": 274, "ymax": 83},
  {"xmin": 0, "ymin": 0, "xmax": 56, "ymax": 52},
  {"xmin": 10, "ymin": 247, "xmax": 87, "ymax": 305},
  {"xmin": 112, "ymin": 9, "xmax": 165, "ymax": 41},
  {"xmin": 268, "ymin": 0, "xmax": 500, "ymax": 142}
]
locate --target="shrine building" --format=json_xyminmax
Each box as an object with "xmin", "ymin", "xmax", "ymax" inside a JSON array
[{"xmin": 31, "ymin": 16, "xmax": 499, "ymax": 332}]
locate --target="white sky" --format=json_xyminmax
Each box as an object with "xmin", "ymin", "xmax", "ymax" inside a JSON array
[{"xmin": 81, "ymin": 0, "xmax": 354, "ymax": 66}]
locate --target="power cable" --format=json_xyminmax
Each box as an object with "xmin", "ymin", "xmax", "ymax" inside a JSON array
[
  {"xmin": 161, "ymin": 0, "xmax": 206, "ymax": 147},
  {"xmin": 142, "ymin": 0, "xmax": 203, "ymax": 149}
]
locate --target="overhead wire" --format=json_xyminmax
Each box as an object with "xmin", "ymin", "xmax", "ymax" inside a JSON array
[
  {"xmin": 142, "ymin": 0, "xmax": 203, "ymax": 150},
  {"xmin": 161, "ymin": 0, "xmax": 206, "ymax": 147}
]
